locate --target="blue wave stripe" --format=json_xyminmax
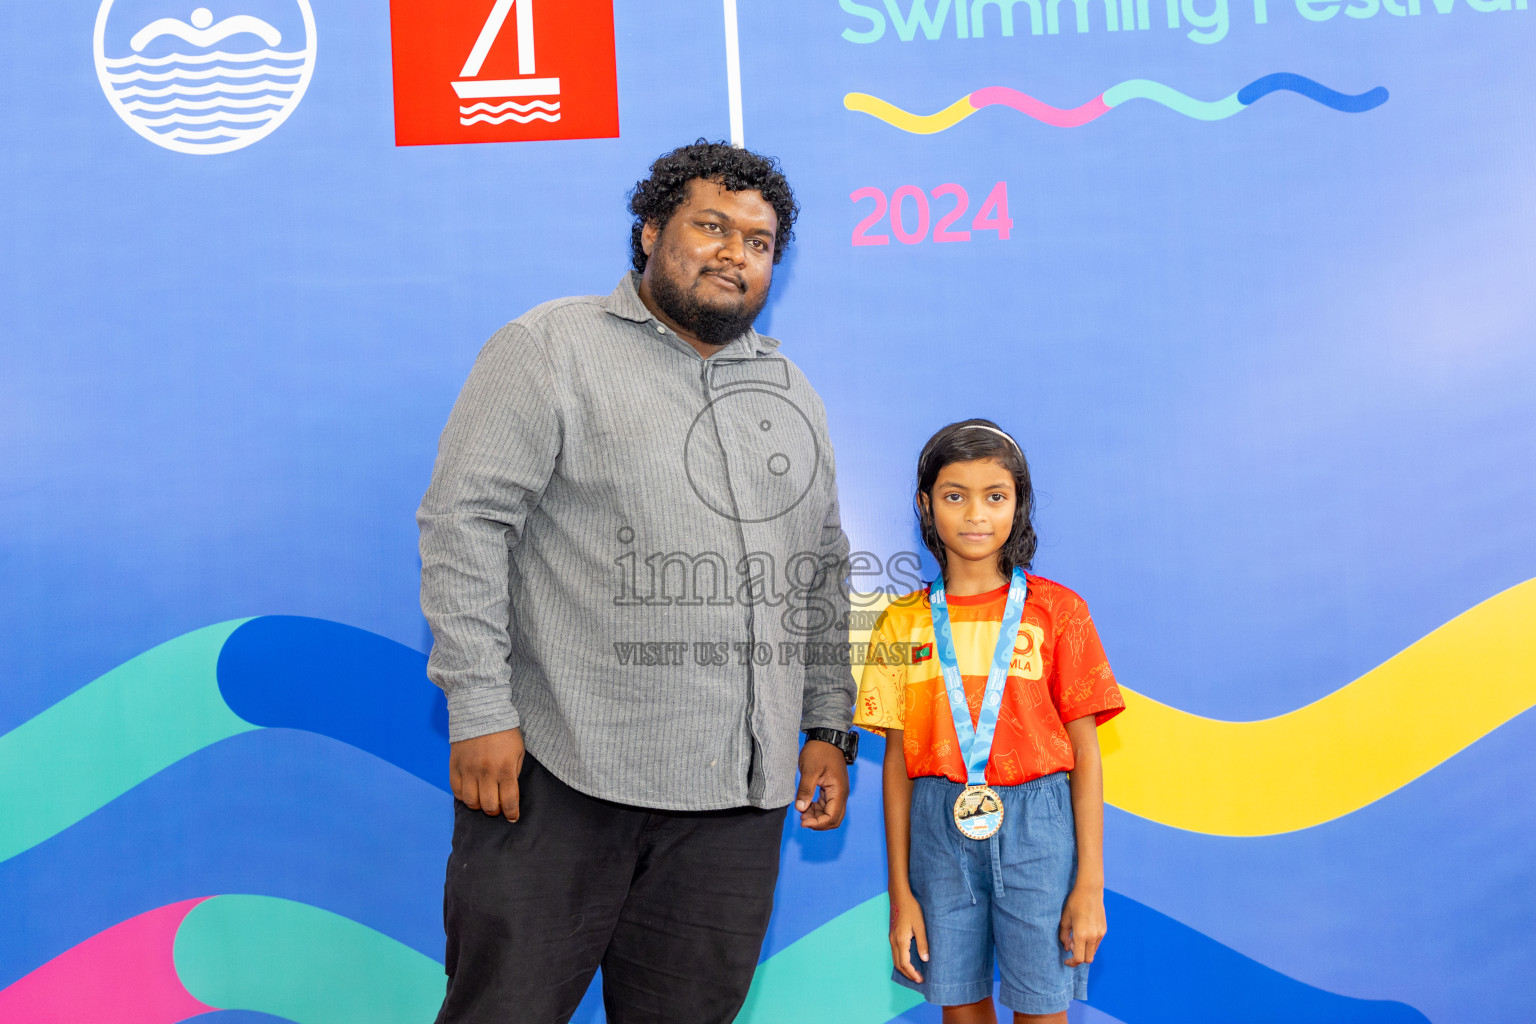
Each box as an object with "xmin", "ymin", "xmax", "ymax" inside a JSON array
[
  {"xmin": 1090, "ymin": 891, "xmax": 1429, "ymax": 1023},
  {"xmin": 1103, "ymin": 705, "xmax": 1536, "ymax": 1024},
  {"xmin": 217, "ymin": 617, "xmax": 449, "ymax": 792},
  {"xmin": 214, "ymin": 616, "xmax": 895, "ymax": 962},
  {"xmin": 1237, "ymin": 73, "xmax": 1389, "ymax": 113}
]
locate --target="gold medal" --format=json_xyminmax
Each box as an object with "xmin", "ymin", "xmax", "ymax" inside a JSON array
[{"xmin": 952, "ymin": 784, "xmax": 1004, "ymax": 840}]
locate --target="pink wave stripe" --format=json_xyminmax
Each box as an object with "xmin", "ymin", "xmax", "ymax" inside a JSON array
[
  {"xmin": 0, "ymin": 898, "xmax": 215, "ymax": 1024},
  {"xmin": 969, "ymin": 86, "xmax": 1110, "ymax": 127}
]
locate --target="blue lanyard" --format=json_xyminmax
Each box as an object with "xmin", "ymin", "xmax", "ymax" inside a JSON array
[{"xmin": 928, "ymin": 567, "xmax": 1029, "ymax": 786}]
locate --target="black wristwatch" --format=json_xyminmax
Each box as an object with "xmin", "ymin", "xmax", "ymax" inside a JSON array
[{"xmin": 803, "ymin": 727, "xmax": 859, "ymax": 764}]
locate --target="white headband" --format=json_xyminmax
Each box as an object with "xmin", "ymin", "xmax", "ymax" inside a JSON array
[{"xmin": 966, "ymin": 425, "xmax": 1021, "ymax": 451}]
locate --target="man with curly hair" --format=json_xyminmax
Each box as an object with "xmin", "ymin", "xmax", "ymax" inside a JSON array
[{"xmin": 418, "ymin": 141, "xmax": 857, "ymax": 1023}]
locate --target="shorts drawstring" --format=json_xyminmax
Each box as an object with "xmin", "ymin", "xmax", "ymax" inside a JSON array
[
  {"xmin": 987, "ymin": 833, "xmax": 1006, "ymax": 900},
  {"xmin": 949, "ymin": 829, "xmax": 1007, "ymax": 905},
  {"xmin": 948, "ymin": 827, "xmax": 978, "ymax": 906}
]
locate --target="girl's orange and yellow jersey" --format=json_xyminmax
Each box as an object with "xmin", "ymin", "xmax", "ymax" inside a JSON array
[{"xmin": 854, "ymin": 574, "xmax": 1125, "ymax": 786}]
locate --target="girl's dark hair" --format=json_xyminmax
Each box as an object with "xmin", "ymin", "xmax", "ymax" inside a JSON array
[
  {"xmin": 627, "ymin": 140, "xmax": 798, "ymax": 273},
  {"xmin": 915, "ymin": 418, "xmax": 1037, "ymax": 579}
]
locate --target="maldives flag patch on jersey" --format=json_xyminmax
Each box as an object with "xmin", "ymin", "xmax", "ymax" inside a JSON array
[{"xmin": 912, "ymin": 643, "xmax": 933, "ymax": 664}]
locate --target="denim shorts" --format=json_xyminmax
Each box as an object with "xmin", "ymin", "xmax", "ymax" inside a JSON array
[{"xmin": 895, "ymin": 772, "xmax": 1088, "ymax": 1015}]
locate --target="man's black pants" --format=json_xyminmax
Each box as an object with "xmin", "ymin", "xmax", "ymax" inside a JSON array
[{"xmin": 435, "ymin": 755, "xmax": 785, "ymax": 1024}]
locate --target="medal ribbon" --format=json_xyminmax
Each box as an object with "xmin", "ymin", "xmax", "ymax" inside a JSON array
[{"xmin": 929, "ymin": 567, "xmax": 1029, "ymax": 786}]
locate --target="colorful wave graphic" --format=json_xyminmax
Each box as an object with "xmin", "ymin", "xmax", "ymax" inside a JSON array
[
  {"xmin": 4, "ymin": 584, "xmax": 1527, "ymax": 1022},
  {"xmin": 2, "ymin": 890, "xmax": 1427, "ymax": 1024},
  {"xmin": 0, "ymin": 728, "xmax": 446, "ymax": 991},
  {"xmin": 843, "ymin": 576, "xmax": 1536, "ymax": 836},
  {"xmin": 5, "ymin": 577, "xmax": 1534, "ymax": 863},
  {"xmin": 739, "ymin": 890, "xmax": 1428, "ymax": 1024},
  {"xmin": 844, "ymin": 73, "xmax": 1389, "ymax": 134},
  {"xmin": 0, "ymin": 895, "xmax": 443, "ymax": 1024},
  {"xmin": 1098, "ymin": 577, "xmax": 1536, "ymax": 835},
  {"xmin": 0, "ymin": 899, "xmax": 214, "ymax": 1024},
  {"xmin": 0, "ymin": 616, "xmax": 436, "ymax": 864}
]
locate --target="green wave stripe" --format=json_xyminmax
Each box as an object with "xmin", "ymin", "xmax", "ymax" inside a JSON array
[
  {"xmin": 0, "ymin": 620, "xmax": 255, "ymax": 863},
  {"xmin": 173, "ymin": 893, "xmax": 906, "ymax": 1024},
  {"xmin": 739, "ymin": 893, "xmax": 922, "ymax": 1024},
  {"xmin": 175, "ymin": 895, "xmax": 445, "ymax": 1023},
  {"xmin": 1103, "ymin": 79, "xmax": 1245, "ymax": 120},
  {"xmin": 171, "ymin": 892, "xmax": 903, "ymax": 1024}
]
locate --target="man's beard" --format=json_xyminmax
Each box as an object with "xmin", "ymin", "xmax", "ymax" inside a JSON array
[{"xmin": 647, "ymin": 258, "xmax": 770, "ymax": 348}]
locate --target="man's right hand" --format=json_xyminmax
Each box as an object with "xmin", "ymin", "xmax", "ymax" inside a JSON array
[{"xmin": 449, "ymin": 728, "xmax": 526, "ymax": 821}]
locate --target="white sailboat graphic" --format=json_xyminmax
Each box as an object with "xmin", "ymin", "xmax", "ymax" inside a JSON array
[{"xmin": 453, "ymin": 0, "xmax": 561, "ymax": 126}]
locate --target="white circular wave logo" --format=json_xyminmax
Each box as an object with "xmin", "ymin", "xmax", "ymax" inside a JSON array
[{"xmin": 93, "ymin": 0, "xmax": 317, "ymax": 155}]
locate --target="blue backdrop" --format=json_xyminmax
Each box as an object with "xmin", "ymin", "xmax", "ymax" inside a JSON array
[{"xmin": 3, "ymin": 1, "xmax": 1534, "ymax": 1022}]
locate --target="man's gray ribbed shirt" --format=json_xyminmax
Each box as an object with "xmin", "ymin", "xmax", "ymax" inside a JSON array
[{"xmin": 418, "ymin": 275, "xmax": 853, "ymax": 811}]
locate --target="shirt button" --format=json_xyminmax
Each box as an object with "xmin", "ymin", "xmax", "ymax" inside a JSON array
[{"xmin": 655, "ymin": 324, "xmax": 666, "ymax": 333}]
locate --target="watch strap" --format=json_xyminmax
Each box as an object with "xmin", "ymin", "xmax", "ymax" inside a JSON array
[{"xmin": 804, "ymin": 727, "xmax": 859, "ymax": 764}]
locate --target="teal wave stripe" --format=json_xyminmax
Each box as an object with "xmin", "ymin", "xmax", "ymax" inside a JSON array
[
  {"xmin": 0, "ymin": 620, "xmax": 255, "ymax": 863},
  {"xmin": 738, "ymin": 893, "xmax": 922, "ymax": 1024},
  {"xmin": 174, "ymin": 894, "xmax": 445, "ymax": 1023},
  {"xmin": 1101, "ymin": 80, "xmax": 1245, "ymax": 120},
  {"xmin": 741, "ymin": 888, "xmax": 1430, "ymax": 1024}
]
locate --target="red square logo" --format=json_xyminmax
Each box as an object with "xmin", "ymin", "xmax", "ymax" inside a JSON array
[{"xmin": 390, "ymin": 0, "xmax": 619, "ymax": 146}]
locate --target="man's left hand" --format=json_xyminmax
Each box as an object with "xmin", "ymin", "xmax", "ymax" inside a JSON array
[{"xmin": 795, "ymin": 739, "xmax": 849, "ymax": 830}]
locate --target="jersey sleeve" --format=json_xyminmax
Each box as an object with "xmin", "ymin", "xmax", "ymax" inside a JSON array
[
  {"xmin": 853, "ymin": 606, "xmax": 906, "ymax": 735},
  {"xmin": 1049, "ymin": 594, "xmax": 1125, "ymax": 726}
]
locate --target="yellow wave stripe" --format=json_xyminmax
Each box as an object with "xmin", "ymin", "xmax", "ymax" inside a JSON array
[
  {"xmin": 849, "ymin": 577, "xmax": 1536, "ymax": 836},
  {"xmin": 843, "ymin": 92, "xmax": 976, "ymax": 134}
]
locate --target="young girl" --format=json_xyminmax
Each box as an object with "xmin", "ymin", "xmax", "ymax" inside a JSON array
[{"xmin": 855, "ymin": 419, "xmax": 1125, "ymax": 1024}]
